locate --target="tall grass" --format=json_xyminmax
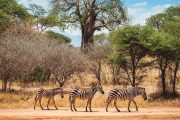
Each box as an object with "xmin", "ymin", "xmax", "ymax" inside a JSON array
[{"xmin": 0, "ymin": 87, "xmax": 180, "ymax": 109}]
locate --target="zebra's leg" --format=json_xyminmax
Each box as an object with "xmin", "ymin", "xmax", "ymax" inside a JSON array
[
  {"xmin": 69, "ymin": 95, "xmax": 73, "ymax": 111},
  {"xmin": 128, "ymin": 100, "xmax": 132, "ymax": 112},
  {"xmin": 72, "ymin": 99, "xmax": 77, "ymax": 111},
  {"xmin": 34, "ymin": 96, "xmax": 38, "ymax": 110},
  {"xmin": 132, "ymin": 100, "xmax": 138, "ymax": 111},
  {"xmin": 39, "ymin": 97, "xmax": 44, "ymax": 110},
  {"xmin": 114, "ymin": 99, "xmax": 120, "ymax": 112},
  {"xmin": 52, "ymin": 97, "xmax": 58, "ymax": 110},
  {"xmin": 70, "ymin": 102, "xmax": 73, "ymax": 111},
  {"xmin": 89, "ymin": 99, "xmax": 92, "ymax": 112},
  {"xmin": 106, "ymin": 98, "xmax": 112, "ymax": 112},
  {"xmin": 85, "ymin": 100, "xmax": 90, "ymax": 112},
  {"xmin": 47, "ymin": 98, "xmax": 51, "ymax": 110}
]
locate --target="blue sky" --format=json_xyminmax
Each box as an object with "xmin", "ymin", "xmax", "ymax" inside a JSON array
[{"xmin": 17, "ymin": 0, "xmax": 179, "ymax": 47}]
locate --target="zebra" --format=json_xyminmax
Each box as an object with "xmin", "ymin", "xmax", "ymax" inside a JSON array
[
  {"xmin": 69, "ymin": 82, "xmax": 104, "ymax": 112},
  {"xmin": 106, "ymin": 87, "xmax": 147, "ymax": 112},
  {"xmin": 34, "ymin": 87, "xmax": 64, "ymax": 110}
]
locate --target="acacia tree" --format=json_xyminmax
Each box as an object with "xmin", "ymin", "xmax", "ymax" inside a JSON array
[
  {"xmin": 149, "ymin": 32, "xmax": 175, "ymax": 96},
  {"xmin": 109, "ymin": 25, "xmax": 153, "ymax": 87},
  {"xmin": 0, "ymin": 0, "xmax": 29, "ymax": 30},
  {"xmin": 51, "ymin": 0, "xmax": 127, "ymax": 50},
  {"xmin": 28, "ymin": 4, "xmax": 63, "ymax": 32},
  {"xmin": 147, "ymin": 5, "xmax": 180, "ymax": 97}
]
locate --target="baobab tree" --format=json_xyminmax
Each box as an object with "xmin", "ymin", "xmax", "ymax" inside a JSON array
[{"xmin": 51, "ymin": 0, "xmax": 127, "ymax": 50}]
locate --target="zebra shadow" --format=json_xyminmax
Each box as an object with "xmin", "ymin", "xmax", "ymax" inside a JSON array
[
  {"xmin": 113, "ymin": 110, "xmax": 139, "ymax": 113},
  {"xmin": 40, "ymin": 108, "xmax": 69, "ymax": 111},
  {"xmin": 73, "ymin": 110, "xmax": 99, "ymax": 112}
]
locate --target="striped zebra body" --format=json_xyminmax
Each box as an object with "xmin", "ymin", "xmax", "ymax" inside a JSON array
[
  {"xmin": 69, "ymin": 82, "xmax": 104, "ymax": 112},
  {"xmin": 34, "ymin": 87, "xmax": 64, "ymax": 110},
  {"xmin": 106, "ymin": 87, "xmax": 147, "ymax": 112}
]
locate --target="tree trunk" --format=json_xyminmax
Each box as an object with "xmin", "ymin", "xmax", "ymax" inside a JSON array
[
  {"xmin": 159, "ymin": 59, "xmax": 168, "ymax": 97},
  {"xmin": 172, "ymin": 61, "xmax": 179, "ymax": 97},
  {"xmin": 132, "ymin": 68, "xmax": 136, "ymax": 87},
  {"xmin": 81, "ymin": 26, "xmax": 94, "ymax": 50},
  {"xmin": 2, "ymin": 79, "xmax": 8, "ymax": 92},
  {"xmin": 161, "ymin": 69, "xmax": 166, "ymax": 96}
]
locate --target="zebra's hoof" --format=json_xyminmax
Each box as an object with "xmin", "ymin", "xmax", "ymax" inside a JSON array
[
  {"xmin": 128, "ymin": 110, "xmax": 131, "ymax": 112},
  {"xmin": 117, "ymin": 110, "xmax": 120, "ymax": 112}
]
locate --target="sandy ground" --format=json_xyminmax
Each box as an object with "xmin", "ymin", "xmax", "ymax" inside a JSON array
[{"xmin": 0, "ymin": 107, "xmax": 179, "ymax": 120}]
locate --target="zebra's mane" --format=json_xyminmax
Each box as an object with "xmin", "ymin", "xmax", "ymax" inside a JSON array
[{"xmin": 89, "ymin": 82, "xmax": 98, "ymax": 87}]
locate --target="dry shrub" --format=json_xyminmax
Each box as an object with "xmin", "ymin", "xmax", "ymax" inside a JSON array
[{"xmin": 0, "ymin": 21, "xmax": 88, "ymax": 91}]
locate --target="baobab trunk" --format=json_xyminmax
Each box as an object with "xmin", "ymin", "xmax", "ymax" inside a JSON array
[{"xmin": 81, "ymin": 26, "xmax": 95, "ymax": 50}]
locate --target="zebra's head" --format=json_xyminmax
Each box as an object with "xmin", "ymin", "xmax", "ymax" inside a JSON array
[
  {"xmin": 96, "ymin": 82, "xmax": 104, "ymax": 94},
  {"xmin": 137, "ymin": 87, "xmax": 147, "ymax": 100}
]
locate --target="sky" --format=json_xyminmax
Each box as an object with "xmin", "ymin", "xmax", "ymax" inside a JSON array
[{"xmin": 17, "ymin": 0, "xmax": 180, "ymax": 47}]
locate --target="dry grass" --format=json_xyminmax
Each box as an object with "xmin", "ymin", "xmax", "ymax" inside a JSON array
[
  {"xmin": 0, "ymin": 86, "xmax": 180, "ymax": 109},
  {"xmin": 0, "ymin": 67, "xmax": 179, "ymax": 109}
]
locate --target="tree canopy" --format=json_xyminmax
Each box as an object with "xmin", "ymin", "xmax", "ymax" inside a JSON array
[
  {"xmin": 46, "ymin": 30, "xmax": 71, "ymax": 43},
  {"xmin": 28, "ymin": 4, "xmax": 64, "ymax": 32},
  {"xmin": 109, "ymin": 25, "xmax": 154, "ymax": 87},
  {"xmin": 51, "ymin": 0, "xmax": 127, "ymax": 49},
  {"xmin": 147, "ymin": 5, "xmax": 180, "ymax": 96},
  {"xmin": 0, "ymin": 0, "xmax": 29, "ymax": 29}
]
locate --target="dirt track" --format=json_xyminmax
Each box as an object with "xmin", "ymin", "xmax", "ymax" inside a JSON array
[{"xmin": 0, "ymin": 107, "xmax": 179, "ymax": 120}]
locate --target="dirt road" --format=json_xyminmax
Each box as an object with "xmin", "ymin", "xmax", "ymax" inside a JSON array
[{"xmin": 0, "ymin": 107, "xmax": 179, "ymax": 120}]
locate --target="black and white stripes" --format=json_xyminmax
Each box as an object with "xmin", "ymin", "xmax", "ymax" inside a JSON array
[
  {"xmin": 33, "ymin": 84, "xmax": 147, "ymax": 112},
  {"xmin": 69, "ymin": 82, "xmax": 104, "ymax": 112},
  {"xmin": 106, "ymin": 87, "xmax": 147, "ymax": 112},
  {"xmin": 34, "ymin": 87, "xmax": 64, "ymax": 110}
]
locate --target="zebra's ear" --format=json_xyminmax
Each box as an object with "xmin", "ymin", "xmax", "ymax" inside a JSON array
[{"xmin": 97, "ymin": 80, "xmax": 101, "ymax": 85}]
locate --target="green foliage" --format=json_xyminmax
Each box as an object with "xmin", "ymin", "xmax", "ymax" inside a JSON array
[
  {"xmin": 109, "ymin": 25, "xmax": 154, "ymax": 86},
  {"xmin": 147, "ymin": 5, "xmax": 180, "ymax": 61},
  {"xmin": 109, "ymin": 25, "xmax": 153, "ymax": 52},
  {"xmin": 28, "ymin": 4, "xmax": 64, "ymax": 32},
  {"xmin": 0, "ymin": 0, "xmax": 29, "ymax": 28},
  {"xmin": 28, "ymin": 4, "xmax": 46, "ymax": 18},
  {"xmin": 146, "ymin": 5, "xmax": 180, "ymax": 96},
  {"xmin": 46, "ymin": 30, "xmax": 71, "ymax": 43},
  {"xmin": 51, "ymin": 0, "xmax": 127, "ymax": 48},
  {"xmin": 149, "ymin": 32, "xmax": 175, "ymax": 59},
  {"xmin": 147, "ymin": 5, "xmax": 180, "ymax": 31}
]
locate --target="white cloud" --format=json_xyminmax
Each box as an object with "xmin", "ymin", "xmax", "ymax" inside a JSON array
[
  {"xmin": 131, "ymin": 1, "xmax": 147, "ymax": 8},
  {"xmin": 128, "ymin": 3, "xmax": 172, "ymax": 25},
  {"xmin": 18, "ymin": 0, "xmax": 50, "ymax": 10}
]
